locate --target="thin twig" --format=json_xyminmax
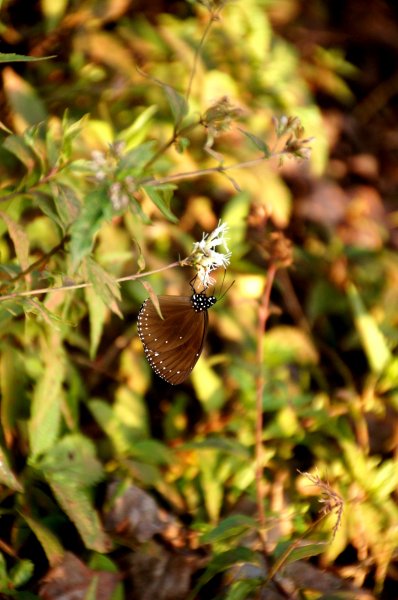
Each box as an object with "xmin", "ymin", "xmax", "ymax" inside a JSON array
[
  {"xmin": 143, "ymin": 152, "xmax": 285, "ymax": 188},
  {"xmin": 0, "ymin": 166, "xmax": 61, "ymax": 204},
  {"xmin": 0, "ymin": 261, "xmax": 181, "ymax": 302},
  {"xmin": 8, "ymin": 235, "xmax": 69, "ymax": 283},
  {"xmin": 185, "ymin": 8, "xmax": 219, "ymax": 104}
]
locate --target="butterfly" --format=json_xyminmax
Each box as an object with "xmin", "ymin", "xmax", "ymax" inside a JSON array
[{"xmin": 137, "ymin": 282, "xmax": 217, "ymax": 385}]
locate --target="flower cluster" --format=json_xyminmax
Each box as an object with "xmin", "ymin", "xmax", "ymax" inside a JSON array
[
  {"xmin": 88, "ymin": 143, "xmax": 137, "ymax": 211},
  {"xmin": 274, "ymin": 115, "xmax": 314, "ymax": 161},
  {"xmin": 186, "ymin": 221, "xmax": 231, "ymax": 288}
]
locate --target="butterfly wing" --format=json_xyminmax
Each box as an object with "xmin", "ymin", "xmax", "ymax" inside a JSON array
[{"xmin": 137, "ymin": 295, "xmax": 208, "ymax": 385}]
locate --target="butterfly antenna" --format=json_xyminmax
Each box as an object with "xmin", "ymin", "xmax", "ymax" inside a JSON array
[
  {"xmin": 218, "ymin": 279, "xmax": 235, "ymax": 302},
  {"xmin": 189, "ymin": 275, "xmax": 199, "ymax": 292},
  {"xmin": 215, "ymin": 269, "xmax": 234, "ymax": 301}
]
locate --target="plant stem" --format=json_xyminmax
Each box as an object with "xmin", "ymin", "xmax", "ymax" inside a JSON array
[
  {"xmin": 8, "ymin": 235, "xmax": 70, "ymax": 283},
  {"xmin": 142, "ymin": 152, "xmax": 285, "ymax": 188},
  {"xmin": 185, "ymin": 9, "xmax": 219, "ymax": 104},
  {"xmin": 255, "ymin": 262, "xmax": 277, "ymax": 549},
  {"xmin": 0, "ymin": 261, "xmax": 181, "ymax": 302}
]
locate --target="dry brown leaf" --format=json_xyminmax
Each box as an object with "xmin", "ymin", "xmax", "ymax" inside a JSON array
[{"xmin": 39, "ymin": 552, "xmax": 120, "ymax": 600}]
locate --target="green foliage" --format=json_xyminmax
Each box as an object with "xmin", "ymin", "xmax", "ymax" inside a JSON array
[{"xmin": 0, "ymin": 0, "xmax": 397, "ymax": 598}]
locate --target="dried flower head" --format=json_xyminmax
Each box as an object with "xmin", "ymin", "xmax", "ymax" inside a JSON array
[
  {"xmin": 273, "ymin": 115, "xmax": 314, "ymax": 161},
  {"xmin": 265, "ymin": 231, "xmax": 293, "ymax": 269},
  {"xmin": 201, "ymin": 97, "xmax": 242, "ymax": 135}
]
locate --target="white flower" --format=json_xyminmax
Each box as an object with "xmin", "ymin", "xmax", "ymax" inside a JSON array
[
  {"xmin": 109, "ymin": 181, "xmax": 129, "ymax": 211},
  {"xmin": 187, "ymin": 221, "xmax": 231, "ymax": 287}
]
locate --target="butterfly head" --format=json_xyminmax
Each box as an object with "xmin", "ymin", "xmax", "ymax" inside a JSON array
[{"xmin": 191, "ymin": 292, "xmax": 217, "ymax": 313}]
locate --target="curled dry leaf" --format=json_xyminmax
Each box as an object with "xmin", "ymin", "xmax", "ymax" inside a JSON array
[
  {"xmin": 126, "ymin": 547, "xmax": 202, "ymax": 600},
  {"xmin": 104, "ymin": 483, "xmax": 179, "ymax": 543},
  {"xmin": 39, "ymin": 552, "xmax": 120, "ymax": 600},
  {"xmin": 104, "ymin": 483, "xmax": 207, "ymax": 600}
]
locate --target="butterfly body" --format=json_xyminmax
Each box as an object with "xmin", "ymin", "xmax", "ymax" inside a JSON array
[{"xmin": 137, "ymin": 291, "xmax": 217, "ymax": 385}]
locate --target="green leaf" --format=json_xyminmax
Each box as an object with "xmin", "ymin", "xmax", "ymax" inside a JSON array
[
  {"xmin": 347, "ymin": 282, "xmax": 391, "ymax": 373},
  {"xmin": 189, "ymin": 548, "xmax": 260, "ymax": 599},
  {"xmin": 59, "ymin": 112, "xmax": 90, "ymax": 161},
  {"xmin": 224, "ymin": 578, "xmax": 263, "ymax": 600},
  {"xmin": 52, "ymin": 183, "xmax": 81, "ymax": 229},
  {"xmin": 263, "ymin": 326, "xmax": 319, "ymax": 367},
  {"xmin": 2, "ymin": 134, "xmax": 38, "ymax": 171},
  {"xmin": 0, "ymin": 210, "xmax": 30, "ymax": 271},
  {"xmin": 201, "ymin": 515, "xmax": 257, "ymax": 544},
  {"xmin": 184, "ymin": 436, "xmax": 250, "ymax": 458},
  {"xmin": 85, "ymin": 258, "xmax": 122, "ymax": 318},
  {"xmin": 89, "ymin": 390, "xmax": 150, "ymax": 455},
  {"xmin": 0, "ymin": 445, "xmax": 22, "ymax": 492},
  {"xmin": 9, "ymin": 560, "xmax": 34, "ymax": 588},
  {"xmin": 88, "ymin": 398, "xmax": 134, "ymax": 455},
  {"xmin": 0, "ymin": 345, "xmax": 26, "ymax": 448},
  {"xmin": 29, "ymin": 335, "xmax": 65, "ymax": 457},
  {"xmin": 24, "ymin": 298, "xmax": 63, "ymax": 327},
  {"xmin": 84, "ymin": 577, "xmax": 100, "ymax": 600},
  {"xmin": 85, "ymin": 287, "xmax": 108, "ymax": 359},
  {"xmin": 0, "ymin": 52, "xmax": 56, "ymax": 63},
  {"xmin": 0, "ymin": 553, "xmax": 8, "ymax": 591},
  {"xmin": 41, "ymin": 0, "xmax": 69, "ymax": 31},
  {"xmin": 142, "ymin": 186, "xmax": 178, "ymax": 223},
  {"xmin": 131, "ymin": 439, "xmax": 174, "ymax": 465},
  {"xmin": 175, "ymin": 136, "xmax": 190, "ymax": 153},
  {"xmin": 34, "ymin": 435, "xmax": 109, "ymax": 552},
  {"xmin": 140, "ymin": 280, "xmax": 163, "ymax": 319},
  {"xmin": 34, "ymin": 434, "xmax": 104, "ymax": 486},
  {"xmin": 50, "ymin": 480, "xmax": 110, "ymax": 552},
  {"xmin": 199, "ymin": 451, "xmax": 224, "ymax": 522},
  {"xmin": 161, "ymin": 84, "xmax": 188, "ymax": 125},
  {"xmin": 33, "ymin": 193, "xmax": 64, "ymax": 230},
  {"xmin": 3, "ymin": 68, "xmax": 47, "ymax": 127},
  {"xmin": 274, "ymin": 540, "xmax": 326, "ymax": 566},
  {"xmin": 21, "ymin": 514, "xmax": 64, "ymax": 566},
  {"xmin": 70, "ymin": 189, "xmax": 113, "ymax": 269},
  {"xmin": 191, "ymin": 360, "xmax": 225, "ymax": 412},
  {"xmin": 239, "ymin": 129, "xmax": 271, "ymax": 157},
  {"xmin": 118, "ymin": 105, "xmax": 158, "ymax": 149}
]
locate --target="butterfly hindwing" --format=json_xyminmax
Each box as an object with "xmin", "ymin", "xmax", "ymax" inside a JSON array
[{"xmin": 137, "ymin": 295, "xmax": 209, "ymax": 384}]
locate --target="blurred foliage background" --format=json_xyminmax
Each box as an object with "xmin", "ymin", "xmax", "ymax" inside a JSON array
[{"xmin": 0, "ymin": 0, "xmax": 398, "ymax": 598}]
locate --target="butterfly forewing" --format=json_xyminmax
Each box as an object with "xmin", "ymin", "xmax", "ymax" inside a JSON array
[{"xmin": 138, "ymin": 295, "xmax": 211, "ymax": 385}]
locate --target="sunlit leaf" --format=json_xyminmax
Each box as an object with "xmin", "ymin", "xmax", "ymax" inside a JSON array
[
  {"xmin": 9, "ymin": 559, "xmax": 34, "ymax": 588},
  {"xmin": 21, "ymin": 514, "xmax": 64, "ymax": 566},
  {"xmin": 0, "ymin": 210, "xmax": 30, "ymax": 271},
  {"xmin": 85, "ymin": 286, "xmax": 108, "ymax": 359},
  {"xmin": 34, "ymin": 435, "xmax": 109, "ymax": 552},
  {"xmin": 28, "ymin": 334, "xmax": 65, "ymax": 457},
  {"xmin": 201, "ymin": 515, "xmax": 257, "ymax": 544},
  {"xmin": 0, "ymin": 445, "xmax": 22, "ymax": 491},
  {"xmin": 274, "ymin": 541, "xmax": 326, "ymax": 566},
  {"xmin": 41, "ymin": 0, "xmax": 69, "ymax": 31},
  {"xmin": 142, "ymin": 186, "xmax": 178, "ymax": 223},
  {"xmin": 118, "ymin": 105, "xmax": 158, "ymax": 149},
  {"xmin": 70, "ymin": 189, "xmax": 113, "ymax": 269},
  {"xmin": 85, "ymin": 259, "xmax": 121, "ymax": 310},
  {"xmin": 52, "ymin": 183, "xmax": 81, "ymax": 228},
  {"xmin": 263, "ymin": 326, "xmax": 319, "ymax": 367},
  {"xmin": 0, "ymin": 345, "xmax": 26, "ymax": 447},
  {"xmin": 347, "ymin": 282, "xmax": 391, "ymax": 373},
  {"xmin": 189, "ymin": 548, "xmax": 261, "ymax": 598},
  {"xmin": 2, "ymin": 67, "xmax": 47, "ymax": 131}
]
